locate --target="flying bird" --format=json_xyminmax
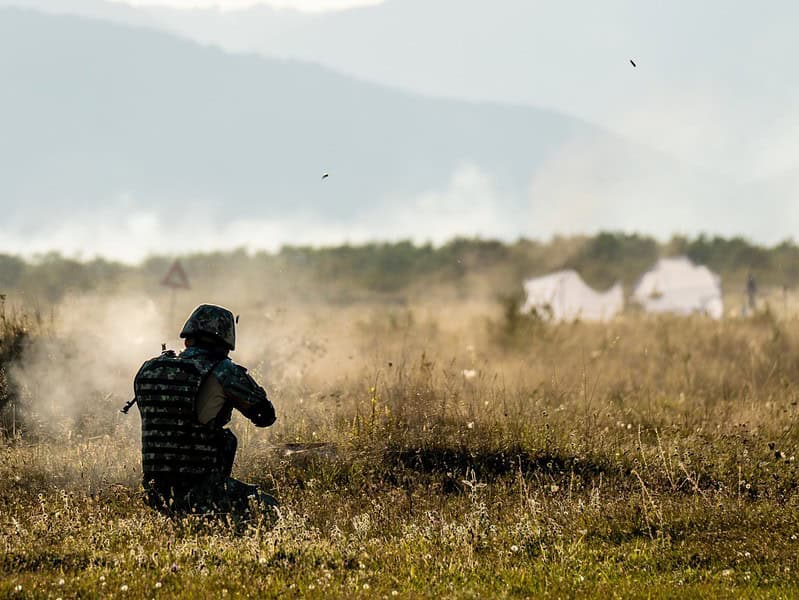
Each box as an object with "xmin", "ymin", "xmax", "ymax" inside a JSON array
[
  {"xmin": 630, "ymin": 59, "xmax": 637, "ymax": 67},
  {"xmin": 322, "ymin": 172, "xmax": 329, "ymax": 180}
]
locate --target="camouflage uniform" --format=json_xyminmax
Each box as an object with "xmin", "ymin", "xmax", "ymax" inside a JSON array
[{"xmin": 134, "ymin": 304, "xmax": 276, "ymax": 516}]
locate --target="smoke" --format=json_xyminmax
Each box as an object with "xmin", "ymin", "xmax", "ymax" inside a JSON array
[
  {"xmin": 5, "ymin": 289, "xmax": 383, "ymax": 437},
  {"xmin": 0, "ymin": 164, "xmax": 520, "ymax": 263},
  {"xmin": 9, "ymin": 294, "xmax": 166, "ymax": 433}
]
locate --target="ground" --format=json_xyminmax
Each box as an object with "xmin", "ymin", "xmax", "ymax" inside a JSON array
[{"xmin": 2, "ymin": 304, "xmax": 799, "ymax": 598}]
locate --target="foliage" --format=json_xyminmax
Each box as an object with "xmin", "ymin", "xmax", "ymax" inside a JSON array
[
  {"xmin": 0, "ymin": 300, "xmax": 30, "ymax": 429},
  {"xmin": 0, "ymin": 233, "xmax": 797, "ymax": 305}
]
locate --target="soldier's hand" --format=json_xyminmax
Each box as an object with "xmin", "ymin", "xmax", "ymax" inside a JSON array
[{"xmin": 250, "ymin": 405, "xmax": 276, "ymax": 428}]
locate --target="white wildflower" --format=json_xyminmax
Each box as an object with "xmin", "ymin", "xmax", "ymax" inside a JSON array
[
  {"xmin": 462, "ymin": 369, "xmax": 477, "ymax": 380},
  {"xmin": 510, "ymin": 545, "xmax": 519, "ymax": 553},
  {"xmin": 121, "ymin": 584, "xmax": 129, "ymax": 592},
  {"xmin": 155, "ymin": 582, "xmax": 162, "ymax": 589}
]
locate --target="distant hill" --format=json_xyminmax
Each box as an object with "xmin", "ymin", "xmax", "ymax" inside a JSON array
[{"xmin": 0, "ymin": 8, "xmax": 761, "ymax": 257}]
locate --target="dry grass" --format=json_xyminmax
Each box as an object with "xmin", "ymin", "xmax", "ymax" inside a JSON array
[{"xmin": 2, "ymin": 301, "xmax": 799, "ymax": 598}]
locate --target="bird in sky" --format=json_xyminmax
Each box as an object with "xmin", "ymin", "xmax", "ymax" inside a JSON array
[
  {"xmin": 322, "ymin": 172, "xmax": 329, "ymax": 180},
  {"xmin": 630, "ymin": 59, "xmax": 637, "ymax": 67}
]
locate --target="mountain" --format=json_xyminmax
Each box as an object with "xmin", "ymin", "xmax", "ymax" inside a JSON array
[{"xmin": 0, "ymin": 8, "xmax": 768, "ymax": 259}]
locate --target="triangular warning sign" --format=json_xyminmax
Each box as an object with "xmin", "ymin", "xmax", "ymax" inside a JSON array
[{"xmin": 161, "ymin": 259, "xmax": 190, "ymax": 290}]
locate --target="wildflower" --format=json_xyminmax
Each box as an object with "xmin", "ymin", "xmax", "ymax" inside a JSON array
[
  {"xmin": 155, "ymin": 582, "xmax": 162, "ymax": 589},
  {"xmin": 510, "ymin": 545, "xmax": 519, "ymax": 553},
  {"xmin": 259, "ymin": 557, "xmax": 267, "ymax": 565},
  {"xmin": 462, "ymin": 369, "xmax": 476, "ymax": 379},
  {"xmin": 14, "ymin": 585, "xmax": 22, "ymax": 592},
  {"xmin": 121, "ymin": 584, "xmax": 129, "ymax": 592},
  {"xmin": 99, "ymin": 576, "xmax": 106, "ymax": 583},
  {"xmin": 744, "ymin": 551, "xmax": 751, "ymax": 558},
  {"xmin": 58, "ymin": 578, "xmax": 65, "ymax": 585},
  {"xmin": 308, "ymin": 584, "xmax": 316, "ymax": 591},
  {"xmin": 392, "ymin": 592, "xmax": 399, "ymax": 597},
  {"xmin": 722, "ymin": 569, "xmax": 733, "ymax": 577},
  {"xmin": 550, "ymin": 484, "xmax": 560, "ymax": 493},
  {"xmin": 792, "ymin": 535, "xmax": 797, "ymax": 541},
  {"xmin": 467, "ymin": 422, "xmax": 475, "ymax": 429},
  {"xmin": 363, "ymin": 583, "xmax": 371, "ymax": 590}
]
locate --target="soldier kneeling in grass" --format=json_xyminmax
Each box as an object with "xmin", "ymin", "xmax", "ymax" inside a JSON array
[{"xmin": 129, "ymin": 304, "xmax": 277, "ymax": 516}]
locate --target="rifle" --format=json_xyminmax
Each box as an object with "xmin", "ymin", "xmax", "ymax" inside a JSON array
[
  {"xmin": 120, "ymin": 397, "xmax": 137, "ymax": 414},
  {"xmin": 120, "ymin": 343, "xmax": 168, "ymax": 415}
]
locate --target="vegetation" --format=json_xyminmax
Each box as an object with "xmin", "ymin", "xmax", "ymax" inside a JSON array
[
  {"xmin": 2, "ymin": 296, "xmax": 799, "ymax": 596},
  {"xmin": 1, "ymin": 233, "xmax": 799, "ymax": 303}
]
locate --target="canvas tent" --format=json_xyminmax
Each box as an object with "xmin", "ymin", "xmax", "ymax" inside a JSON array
[
  {"xmin": 521, "ymin": 270, "xmax": 624, "ymax": 322},
  {"xmin": 632, "ymin": 257, "xmax": 723, "ymax": 319}
]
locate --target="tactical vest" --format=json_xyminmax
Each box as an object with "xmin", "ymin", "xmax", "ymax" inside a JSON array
[{"xmin": 135, "ymin": 353, "xmax": 224, "ymax": 479}]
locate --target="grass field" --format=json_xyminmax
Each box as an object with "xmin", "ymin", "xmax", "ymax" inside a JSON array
[{"xmin": 3, "ymin": 300, "xmax": 799, "ymax": 598}]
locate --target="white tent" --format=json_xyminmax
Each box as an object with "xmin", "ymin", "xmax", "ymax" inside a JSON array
[
  {"xmin": 521, "ymin": 270, "xmax": 624, "ymax": 322},
  {"xmin": 632, "ymin": 257, "xmax": 723, "ymax": 319}
]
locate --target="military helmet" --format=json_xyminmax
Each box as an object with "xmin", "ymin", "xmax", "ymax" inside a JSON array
[{"xmin": 180, "ymin": 304, "xmax": 236, "ymax": 350}]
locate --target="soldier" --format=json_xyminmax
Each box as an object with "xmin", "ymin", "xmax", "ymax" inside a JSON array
[
  {"xmin": 132, "ymin": 304, "xmax": 276, "ymax": 516},
  {"xmin": 746, "ymin": 272, "xmax": 758, "ymax": 313}
]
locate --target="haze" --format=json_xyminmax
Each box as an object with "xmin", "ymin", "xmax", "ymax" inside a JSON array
[
  {"xmin": 108, "ymin": 0, "xmax": 380, "ymax": 12},
  {"xmin": 1, "ymin": 0, "xmax": 797, "ymax": 261}
]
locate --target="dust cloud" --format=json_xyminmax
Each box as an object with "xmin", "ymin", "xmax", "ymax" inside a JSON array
[{"xmin": 5, "ymin": 284, "xmax": 483, "ymax": 439}]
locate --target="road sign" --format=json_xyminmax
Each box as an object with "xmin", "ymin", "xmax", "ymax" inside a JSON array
[{"xmin": 161, "ymin": 259, "xmax": 190, "ymax": 290}]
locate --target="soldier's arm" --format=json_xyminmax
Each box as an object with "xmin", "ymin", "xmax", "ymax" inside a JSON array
[{"xmin": 215, "ymin": 361, "xmax": 276, "ymax": 427}]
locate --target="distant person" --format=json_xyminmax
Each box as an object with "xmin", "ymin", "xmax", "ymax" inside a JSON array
[
  {"xmin": 746, "ymin": 272, "xmax": 758, "ymax": 313},
  {"xmin": 132, "ymin": 304, "xmax": 277, "ymax": 516}
]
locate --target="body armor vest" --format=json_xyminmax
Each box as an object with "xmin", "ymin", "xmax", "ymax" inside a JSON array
[{"xmin": 135, "ymin": 353, "xmax": 224, "ymax": 479}]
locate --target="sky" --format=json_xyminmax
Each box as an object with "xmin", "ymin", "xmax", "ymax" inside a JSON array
[
  {"xmin": 114, "ymin": 1, "xmax": 799, "ymax": 183},
  {"xmin": 4, "ymin": 0, "xmax": 799, "ymax": 260},
  {"xmin": 109, "ymin": 0, "xmax": 380, "ymax": 11}
]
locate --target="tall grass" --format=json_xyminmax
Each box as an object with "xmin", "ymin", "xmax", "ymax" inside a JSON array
[{"xmin": 3, "ymin": 302, "xmax": 799, "ymax": 597}]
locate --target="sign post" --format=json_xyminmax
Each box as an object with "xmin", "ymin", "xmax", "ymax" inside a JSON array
[{"xmin": 161, "ymin": 259, "xmax": 191, "ymax": 328}]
